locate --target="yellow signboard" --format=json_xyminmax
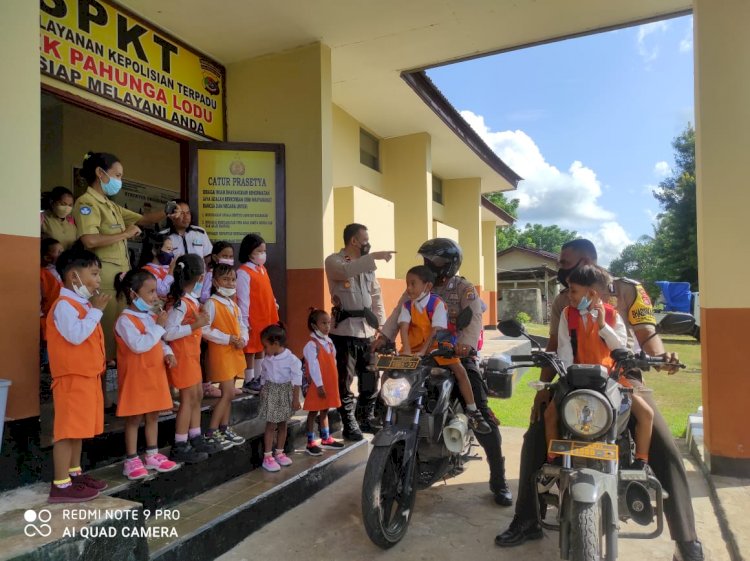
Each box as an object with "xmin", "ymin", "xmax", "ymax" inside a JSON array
[
  {"xmin": 197, "ymin": 150, "xmax": 277, "ymax": 244},
  {"xmin": 549, "ymin": 440, "xmax": 618, "ymax": 461},
  {"xmin": 40, "ymin": 0, "xmax": 225, "ymax": 140}
]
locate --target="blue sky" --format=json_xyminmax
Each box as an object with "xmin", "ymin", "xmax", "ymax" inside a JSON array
[{"xmin": 428, "ymin": 15, "xmax": 694, "ymax": 264}]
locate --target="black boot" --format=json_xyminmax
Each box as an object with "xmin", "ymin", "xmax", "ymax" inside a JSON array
[
  {"xmin": 674, "ymin": 540, "xmax": 704, "ymax": 561},
  {"xmin": 492, "ymin": 456, "xmax": 513, "ymax": 506},
  {"xmin": 339, "ymin": 403, "xmax": 363, "ymax": 441},
  {"xmin": 495, "ymin": 515, "xmax": 543, "ymax": 547}
]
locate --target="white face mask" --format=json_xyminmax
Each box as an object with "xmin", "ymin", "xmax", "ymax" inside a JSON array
[
  {"xmin": 252, "ymin": 252, "xmax": 267, "ymax": 266},
  {"xmin": 218, "ymin": 258, "xmax": 234, "ymax": 266},
  {"xmin": 73, "ymin": 271, "xmax": 93, "ymax": 300},
  {"xmin": 217, "ymin": 287, "xmax": 236, "ymax": 298},
  {"xmin": 313, "ymin": 328, "xmax": 327, "ymax": 339}
]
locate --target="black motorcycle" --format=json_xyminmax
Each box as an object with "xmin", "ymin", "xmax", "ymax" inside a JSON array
[{"xmin": 497, "ymin": 313, "xmax": 693, "ymax": 561}]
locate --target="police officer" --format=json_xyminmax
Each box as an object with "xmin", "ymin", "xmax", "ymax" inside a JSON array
[
  {"xmin": 75, "ymin": 151, "xmax": 179, "ymax": 362},
  {"xmin": 495, "ymin": 238, "xmax": 704, "ymax": 561},
  {"xmin": 374, "ymin": 238, "xmax": 514, "ymax": 506},
  {"xmin": 160, "ymin": 199, "xmax": 213, "ymax": 261},
  {"xmin": 324, "ymin": 223, "xmax": 395, "ymax": 440}
]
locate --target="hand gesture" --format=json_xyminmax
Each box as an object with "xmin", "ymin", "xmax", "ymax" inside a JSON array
[
  {"xmin": 531, "ymin": 388, "xmax": 551, "ymax": 423},
  {"xmin": 229, "ymin": 335, "xmax": 244, "ymax": 349},
  {"xmin": 124, "ymin": 224, "xmax": 141, "ymax": 239},
  {"xmin": 292, "ymin": 397, "xmax": 302, "ymax": 411},
  {"xmin": 371, "ymin": 251, "xmax": 396, "ymax": 262},
  {"xmin": 164, "ymin": 354, "xmax": 177, "ymax": 368},
  {"xmin": 654, "ymin": 351, "xmax": 680, "ymax": 375},
  {"xmin": 168, "ymin": 255, "xmax": 177, "ymax": 275},
  {"xmin": 155, "ymin": 310, "xmax": 168, "ymax": 327},
  {"xmin": 90, "ymin": 292, "xmax": 111, "ymax": 311},
  {"xmin": 370, "ymin": 335, "xmax": 389, "ymax": 352},
  {"xmin": 455, "ymin": 343, "xmax": 472, "ymax": 358},
  {"xmin": 193, "ymin": 310, "xmax": 210, "ymax": 330},
  {"xmin": 593, "ymin": 299, "xmax": 606, "ymax": 328},
  {"xmin": 316, "ymin": 386, "xmax": 327, "ymax": 399}
]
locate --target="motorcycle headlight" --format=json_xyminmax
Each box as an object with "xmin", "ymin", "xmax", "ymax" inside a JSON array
[
  {"xmin": 560, "ymin": 390, "xmax": 613, "ymax": 439},
  {"xmin": 381, "ymin": 377, "xmax": 412, "ymax": 407}
]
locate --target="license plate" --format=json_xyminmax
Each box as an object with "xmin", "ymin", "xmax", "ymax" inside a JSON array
[
  {"xmin": 549, "ymin": 440, "xmax": 618, "ymax": 460},
  {"xmin": 376, "ymin": 355, "xmax": 421, "ymax": 370}
]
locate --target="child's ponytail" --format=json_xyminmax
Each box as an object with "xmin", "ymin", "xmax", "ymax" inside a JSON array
[{"xmin": 116, "ymin": 269, "xmax": 155, "ymax": 304}]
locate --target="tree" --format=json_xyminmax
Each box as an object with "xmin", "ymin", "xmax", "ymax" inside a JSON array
[{"xmin": 608, "ymin": 235, "xmax": 660, "ymax": 298}]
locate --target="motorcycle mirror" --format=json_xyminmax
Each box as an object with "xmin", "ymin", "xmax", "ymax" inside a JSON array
[
  {"xmin": 455, "ymin": 307, "xmax": 473, "ymax": 331},
  {"xmin": 497, "ymin": 319, "xmax": 525, "ymax": 338},
  {"xmin": 656, "ymin": 312, "xmax": 695, "ymax": 335}
]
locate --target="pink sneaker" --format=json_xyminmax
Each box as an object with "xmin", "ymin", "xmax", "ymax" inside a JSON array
[
  {"xmin": 262, "ymin": 455, "xmax": 281, "ymax": 472},
  {"xmin": 123, "ymin": 457, "xmax": 149, "ymax": 480},
  {"xmin": 274, "ymin": 452, "xmax": 293, "ymax": 467},
  {"xmin": 144, "ymin": 452, "xmax": 180, "ymax": 473}
]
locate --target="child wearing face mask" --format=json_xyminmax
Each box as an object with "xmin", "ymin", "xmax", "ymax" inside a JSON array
[
  {"xmin": 302, "ymin": 309, "xmax": 343, "ymax": 456},
  {"xmin": 46, "ymin": 249, "xmax": 111, "ymax": 503},
  {"xmin": 237, "ymin": 234, "xmax": 279, "ymax": 393},
  {"xmin": 396, "ymin": 266, "xmax": 491, "ymax": 435},
  {"xmin": 546, "ymin": 265, "xmax": 654, "ymax": 470},
  {"xmin": 41, "ymin": 186, "xmax": 77, "ymax": 250},
  {"xmin": 201, "ymin": 241, "xmax": 235, "ymax": 303},
  {"xmin": 114, "ymin": 269, "xmax": 179, "ymax": 480},
  {"xmin": 202, "ymin": 264, "xmax": 248, "ymax": 449},
  {"xmin": 139, "ymin": 233, "xmax": 176, "ymax": 301}
]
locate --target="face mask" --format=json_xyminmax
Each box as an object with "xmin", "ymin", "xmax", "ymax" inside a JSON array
[
  {"xmin": 577, "ymin": 296, "xmax": 592, "ymax": 313},
  {"xmin": 557, "ymin": 259, "xmax": 583, "ymax": 289},
  {"xmin": 191, "ymin": 281, "xmax": 203, "ymax": 298},
  {"xmin": 360, "ymin": 242, "xmax": 371, "ymax": 256},
  {"xmin": 218, "ymin": 258, "xmax": 234, "ymax": 266},
  {"xmin": 253, "ymin": 252, "xmax": 267, "ymax": 266},
  {"xmin": 217, "ymin": 287, "xmax": 236, "ymax": 298},
  {"xmin": 54, "ymin": 205, "xmax": 72, "ymax": 219},
  {"xmin": 73, "ymin": 271, "xmax": 93, "ymax": 300},
  {"xmin": 101, "ymin": 171, "xmax": 123, "ymax": 196},
  {"xmin": 157, "ymin": 251, "xmax": 174, "ymax": 266},
  {"xmin": 133, "ymin": 296, "xmax": 153, "ymax": 313},
  {"xmin": 313, "ymin": 328, "xmax": 327, "ymax": 339}
]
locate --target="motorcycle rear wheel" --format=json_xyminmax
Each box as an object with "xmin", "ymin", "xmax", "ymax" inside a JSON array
[{"xmin": 361, "ymin": 442, "xmax": 417, "ymax": 549}]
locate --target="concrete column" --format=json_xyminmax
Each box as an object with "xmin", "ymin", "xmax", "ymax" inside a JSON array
[
  {"xmin": 694, "ymin": 0, "xmax": 750, "ymax": 476},
  {"xmin": 482, "ymin": 221, "xmax": 498, "ymax": 325},
  {"xmin": 0, "ymin": 1, "xmax": 41, "ymax": 421},
  {"xmin": 443, "ymin": 178, "xmax": 483, "ymax": 286},
  {"xmin": 227, "ymin": 43, "xmax": 333, "ymax": 352},
  {"xmin": 381, "ymin": 133, "xmax": 432, "ymax": 279}
]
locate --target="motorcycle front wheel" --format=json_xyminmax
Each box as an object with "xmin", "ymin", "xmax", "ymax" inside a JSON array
[
  {"xmin": 361, "ymin": 441, "xmax": 417, "ymax": 549},
  {"xmin": 570, "ymin": 501, "xmax": 603, "ymax": 561}
]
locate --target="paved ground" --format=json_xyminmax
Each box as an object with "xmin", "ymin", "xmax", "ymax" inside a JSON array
[{"xmin": 218, "ymin": 426, "xmax": 731, "ymax": 561}]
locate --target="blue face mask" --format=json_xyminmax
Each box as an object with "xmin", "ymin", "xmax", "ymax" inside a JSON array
[
  {"xmin": 192, "ymin": 281, "xmax": 203, "ymax": 298},
  {"xmin": 577, "ymin": 296, "xmax": 592, "ymax": 313},
  {"xmin": 101, "ymin": 171, "xmax": 123, "ymax": 196},
  {"xmin": 134, "ymin": 296, "xmax": 152, "ymax": 313}
]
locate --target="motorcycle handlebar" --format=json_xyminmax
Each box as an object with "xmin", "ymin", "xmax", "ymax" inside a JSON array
[{"xmin": 510, "ymin": 354, "xmax": 535, "ymax": 362}]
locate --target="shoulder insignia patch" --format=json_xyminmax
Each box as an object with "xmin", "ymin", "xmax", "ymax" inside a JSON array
[
  {"xmin": 465, "ymin": 287, "xmax": 477, "ymax": 300},
  {"xmin": 79, "ymin": 206, "xmax": 92, "ymax": 216}
]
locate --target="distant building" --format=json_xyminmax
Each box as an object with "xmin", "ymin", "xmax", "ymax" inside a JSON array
[{"xmin": 497, "ymin": 246, "xmax": 560, "ymax": 323}]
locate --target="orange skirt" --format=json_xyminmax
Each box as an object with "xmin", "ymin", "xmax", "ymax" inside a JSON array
[
  {"xmin": 52, "ymin": 374, "xmax": 104, "ymax": 442},
  {"xmin": 168, "ymin": 339, "xmax": 203, "ymax": 389},
  {"xmin": 117, "ymin": 363, "xmax": 173, "ymax": 417}
]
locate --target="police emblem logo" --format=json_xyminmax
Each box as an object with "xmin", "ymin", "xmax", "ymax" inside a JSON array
[
  {"xmin": 79, "ymin": 206, "xmax": 92, "ymax": 215},
  {"xmin": 343, "ymin": 281, "xmax": 351, "ymax": 289}
]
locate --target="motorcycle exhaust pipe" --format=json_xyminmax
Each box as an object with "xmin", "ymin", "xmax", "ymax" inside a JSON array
[
  {"xmin": 443, "ymin": 414, "xmax": 468, "ymax": 454},
  {"xmin": 625, "ymin": 482, "xmax": 655, "ymax": 526}
]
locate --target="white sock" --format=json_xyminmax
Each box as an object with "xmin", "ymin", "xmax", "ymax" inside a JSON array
[
  {"xmin": 254, "ymin": 358, "xmax": 264, "ymax": 380},
  {"xmin": 244, "ymin": 368, "xmax": 253, "ymax": 383},
  {"xmin": 466, "ymin": 403, "xmax": 477, "ymax": 412}
]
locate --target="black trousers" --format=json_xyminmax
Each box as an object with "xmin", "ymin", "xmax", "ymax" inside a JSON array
[
  {"xmin": 514, "ymin": 392, "xmax": 698, "ymax": 542},
  {"xmin": 330, "ymin": 334, "xmax": 378, "ymax": 427},
  {"xmin": 462, "ymin": 359, "xmax": 508, "ymax": 494}
]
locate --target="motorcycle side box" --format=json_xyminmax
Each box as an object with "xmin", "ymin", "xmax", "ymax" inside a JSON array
[{"xmin": 484, "ymin": 355, "xmax": 515, "ymax": 399}]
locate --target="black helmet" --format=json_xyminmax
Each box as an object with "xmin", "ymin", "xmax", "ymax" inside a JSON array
[{"xmin": 418, "ymin": 238, "xmax": 463, "ymax": 282}]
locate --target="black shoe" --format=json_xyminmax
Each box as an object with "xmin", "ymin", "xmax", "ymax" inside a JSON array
[
  {"xmin": 170, "ymin": 441, "xmax": 208, "ymax": 464},
  {"xmin": 342, "ymin": 429, "xmax": 364, "ymax": 441},
  {"xmin": 190, "ymin": 434, "xmax": 224, "ymax": 455},
  {"xmin": 358, "ymin": 421, "xmax": 381, "ymax": 434},
  {"xmin": 630, "ymin": 458, "xmax": 656, "ymax": 477},
  {"xmin": 495, "ymin": 516, "xmax": 543, "ymax": 547},
  {"xmin": 674, "ymin": 540, "xmax": 704, "ymax": 561},
  {"xmin": 467, "ymin": 409, "xmax": 492, "ymax": 435},
  {"xmin": 493, "ymin": 484, "xmax": 513, "ymax": 507}
]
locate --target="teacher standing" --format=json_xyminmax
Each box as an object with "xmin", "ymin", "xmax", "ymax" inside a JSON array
[{"xmin": 75, "ymin": 151, "xmax": 178, "ymax": 361}]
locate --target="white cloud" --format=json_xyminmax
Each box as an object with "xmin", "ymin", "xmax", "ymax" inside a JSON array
[
  {"xmin": 461, "ymin": 110, "xmax": 632, "ymax": 265},
  {"xmin": 654, "ymin": 161, "xmax": 671, "ymax": 177},
  {"xmin": 679, "ymin": 19, "xmax": 693, "ymax": 52},
  {"xmin": 643, "ymin": 183, "xmax": 658, "ymax": 195},
  {"xmin": 636, "ymin": 21, "xmax": 669, "ymax": 63}
]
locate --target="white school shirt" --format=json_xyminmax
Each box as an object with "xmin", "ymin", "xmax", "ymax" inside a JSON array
[
  {"xmin": 260, "ymin": 349, "xmax": 303, "ymax": 386},
  {"xmin": 142, "ymin": 263, "xmax": 174, "ymax": 298},
  {"xmin": 164, "ymin": 293, "xmax": 201, "ymax": 342},
  {"xmin": 115, "ymin": 309, "xmax": 174, "ymax": 356},
  {"xmin": 397, "ymin": 292, "xmax": 448, "ymax": 328},
  {"xmin": 52, "ymin": 287, "xmax": 103, "ymax": 345},
  {"xmin": 162, "ymin": 225, "xmax": 213, "ymax": 259},
  {"xmin": 201, "ymin": 294, "xmax": 249, "ymax": 346},
  {"xmin": 557, "ymin": 307, "xmax": 628, "ymax": 368},
  {"xmin": 302, "ymin": 332, "xmax": 336, "ymax": 388}
]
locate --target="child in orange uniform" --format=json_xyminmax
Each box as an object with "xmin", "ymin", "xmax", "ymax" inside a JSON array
[
  {"xmin": 139, "ymin": 232, "xmax": 176, "ymax": 301},
  {"xmin": 397, "ymin": 266, "xmax": 491, "ymax": 435},
  {"xmin": 202, "ymin": 263, "xmax": 248, "ymax": 449},
  {"xmin": 47, "ymin": 249, "xmax": 111, "ymax": 503},
  {"xmin": 40, "ymin": 238, "xmax": 63, "ymax": 361},
  {"xmin": 114, "ymin": 270, "xmax": 180, "ymax": 480},
  {"xmin": 237, "ymin": 234, "xmax": 279, "ymax": 393},
  {"xmin": 164, "ymin": 254, "xmax": 224, "ymax": 464},
  {"xmin": 302, "ymin": 309, "xmax": 343, "ymax": 456}
]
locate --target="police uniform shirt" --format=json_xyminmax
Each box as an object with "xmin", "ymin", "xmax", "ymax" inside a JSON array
[
  {"xmin": 75, "ymin": 187, "xmax": 142, "ymax": 268},
  {"xmin": 161, "ymin": 225, "xmax": 213, "ymax": 259},
  {"xmin": 549, "ymin": 277, "xmax": 657, "ymax": 349},
  {"xmin": 324, "ymin": 250, "xmax": 385, "ymax": 339}
]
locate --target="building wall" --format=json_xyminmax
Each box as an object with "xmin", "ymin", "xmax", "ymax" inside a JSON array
[
  {"xmin": 497, "ymin": 251, "xmax": 558, "ymax": 272},
  {"xmin": 433, "ymin": 220, "xmax": 459, "ymax": 241},
  {"xmin": 332, "ymin": 105, "xmax": 384, "ymax": 196},
  {"xmin": 443, "ymin": 178, "xmax": 483, "ymax": 287}
]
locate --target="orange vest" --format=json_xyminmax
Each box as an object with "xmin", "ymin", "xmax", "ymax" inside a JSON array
[
  {"xmin": 400, "ymin": 295, "xmax": 458, "ymax": 366},
  {"xmin": 239, "ymin": 263, "xmax": 279, "ymax": 330},
  {"xmin": 40, "ymin": 267, "xmax": 63, "ymax": 341},
  {"xmin": 143, "ymin": 263, "xmax": 169, "ymax": 281},
  {"xmin": 206, "ymin": 296, "xmax": 246, "ymax": 379},
  {"xmin": 46, "ymin": 296, "xmax": 105, "ymax": 378},
  {"xmin": 168, "ymin": 297, "xmax": 202, "ymax": 381},
  {"xmin": 566, "ymin": 304, "xmax": 618, "ymax": 369}
]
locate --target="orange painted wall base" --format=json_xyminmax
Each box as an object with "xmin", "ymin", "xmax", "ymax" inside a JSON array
[{"xmin": 701, "ymin": 307, "xmax": 750, "ymax": 476}]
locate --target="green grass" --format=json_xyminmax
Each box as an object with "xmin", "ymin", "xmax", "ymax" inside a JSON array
[
  {"xmin": 489, "ymin": 334, "xmax": 702, "ymax": 437},
  {"xmin": 522, "ymin": 322, "xmax": 549, "ymax": 338}
]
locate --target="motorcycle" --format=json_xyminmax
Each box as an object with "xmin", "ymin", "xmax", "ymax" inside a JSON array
[
  {"xmin": 496, "ymin": 312, "xmax": 693, "ymax": 561},
  {"xmin": 361, "ymin": 310, "xmax": 497, "ymax": 548}
]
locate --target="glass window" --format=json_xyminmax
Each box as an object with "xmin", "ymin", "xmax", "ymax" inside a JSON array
[
  {"xmin": 360, "ymin": 128, "xmax": 380, "ymax": 171},
  {"xmin": 432, "ymin": 175, "xmax": 443, "ymax": 204}
]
